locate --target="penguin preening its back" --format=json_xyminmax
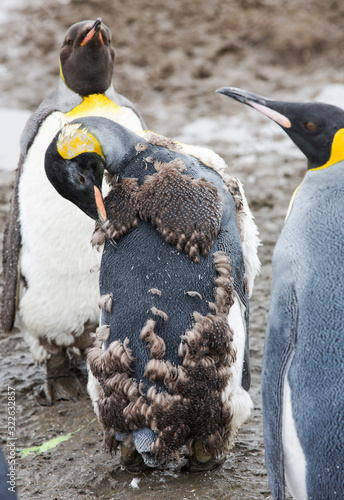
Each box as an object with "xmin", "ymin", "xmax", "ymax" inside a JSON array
[
  {"xmin": 44, "ymin": 116, "xmax": 260, "ymax": 470},
  {"xmin": 1, "ymin": 19, "xmax": 146, "ymax": 405},
  {"xmin": 217, "ymin": 87, "xmax": 344, "ymax": 499}
]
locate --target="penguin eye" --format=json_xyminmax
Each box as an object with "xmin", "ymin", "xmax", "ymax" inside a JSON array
[
  {"xmin": 67, "ymin": 39, "xmax": 73, "ymax": 46},
  {"xmin": 78, "ymin": 174, "xmax": 85, "ymax": 184},
  {"xmin": 304, "ymin": 121, "xmax": 317, "ymax": 132}
]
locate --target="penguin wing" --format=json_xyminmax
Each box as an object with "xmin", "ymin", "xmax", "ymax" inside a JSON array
[
  {"xmin": 262, "ymin": 281, "xmax": 298, "ymax": 500},
  {"xmin": 1, "ymin": 156, "xmax": 23, "ymax": 332},
  {"xmin": 218, "ymin": 223, "xmax": 251, "ymax": 391},
  {"xmin": 216, "ymin": 190, "xmax": 250, "ymax": 391},
  {"xmin": 217, "ymin": 178, "xmax": 260, "ymax": 391}
]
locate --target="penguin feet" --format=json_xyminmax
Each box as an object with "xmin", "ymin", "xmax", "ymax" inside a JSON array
[
  {"xmin": 43, "ymin": 349, "xmax": 84, "ymax": 405},
  {"xmin": 120, "ymin": 443, "xmax": 148, "ymax": 473},
  {"xmin": 182, "ymin": 440, "xmax": 224, "ymax": 473}
]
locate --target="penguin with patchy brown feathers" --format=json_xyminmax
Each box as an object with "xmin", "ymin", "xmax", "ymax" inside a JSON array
[
  {"xmin": 0, "ymin": 19, "xmax": 146, "ymax": 405},
  {"xmin": 44, "ymin": 116, "xmax": 260, "ymax": 471},
  {"xmin": 217, "ymin": 86, "xmax": 344, "ymax": 499}
]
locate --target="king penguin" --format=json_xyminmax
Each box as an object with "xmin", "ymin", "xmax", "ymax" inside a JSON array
[
  {"xmin": 43, "ymin": 116, "xmax": 260, "ymax": 471},
  {"xmin": 217, "ymin": 86, "xmax": 344, "ymax": 499},
  {"xmin": 1, "ymin": 19, "xmax": 146, "ymax": 404}
]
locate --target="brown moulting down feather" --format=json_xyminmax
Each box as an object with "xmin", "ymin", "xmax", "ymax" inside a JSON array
[
  {"xmin": 144, "ymin": 359, "xmax": 179, "ymax": 385},
  {"xmin": 151, "ymin": 307, "xmax": 168, "ymax": 321},
  {"xmin": 153, "ymin": 158, "xmax": 186, "ymax": 173},
  {"xmin": 104, "ymin": 171, "xmax": 118, "ymax": 186},
  {"xmin": 148, "ymin": 288, "xmax": 162, "ymax": 297},
  {"xmin": 99, "ymin": 294, "xmax": 113, "ymax": 313},
  {"xmin": 88, "ymin": 337, "xmax": 135, "ymax": 378},
  {"xmin": 224, "ymin": 176, "xmax": 244, "ymax": 212},
  {"xmin": 213, "ymin": 251, "xmax": 235, "ymax": 313},
  {"xmin": 102, "ymin": 178, "xmax": 140, "ymax": 241},
  {"xmin": 224, "ymin": 175, "xmax": 246, "ymax": 251},
  {"xmin": 88, "ymin": 337, "xmax": 143, "ymax": 438},
  {"xmin": 137, "ymin": 160, "xmax": 223, "ymax": 263},
  {"xmin": 140, "ymin": 319, "xmax": 166, "ymax": 359},
  {"xmin": 143, "ymin": 131, "xmax": 182, "ymax": 153},
  {"xmin": 91, "ymin": 223, "xmax": 107, "ymax": 250},
  {"xmin": 95, "ymin": 324, "xmax": 110, "ymax": 344},
  {"xmin": 185, "ymin": 291, "xmax": 203, "ymax": 300},
  {"xmin": 135, "ymin": 142, "xmax": 149, "ymax": 154},
  {"xmin": 93, "ymin": 160, "xmax": 223, "ymax": 264}
]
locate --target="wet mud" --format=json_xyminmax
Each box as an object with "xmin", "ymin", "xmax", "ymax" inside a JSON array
[{"xmin": 1, "ymin": 0, "xmax": 344, "ymax": 498}]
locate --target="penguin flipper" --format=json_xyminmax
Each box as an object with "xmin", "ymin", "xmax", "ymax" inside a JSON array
[
  {"xmin": 219, "ymin": 176, "xmax": 260, "ymax": 391},
  {"xmin": 216, "ymin": 179, "xmax": 260, "ymax": 392},
  {"xmin": 1, "ymin": 157, "xmax": 23, "ymax": 332},
  {"xmin": 217, "ymin": 226, "xmax": 251, "ymax": 391},
  {"xmin": 262, "ymin": 284, "xmax": 298, "ymax": 500}
]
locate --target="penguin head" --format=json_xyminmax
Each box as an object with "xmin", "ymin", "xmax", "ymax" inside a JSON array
[
  {"xmin": 45, "ymin": 123, "xmax": 107, "ymax": 222},
  {"xmin": 59, "ymin": 18, "xmax": 115, "ymax": 96},
  {"xmin": 216, "ymin": 87, "xmax": 344, "ymax": 170}
]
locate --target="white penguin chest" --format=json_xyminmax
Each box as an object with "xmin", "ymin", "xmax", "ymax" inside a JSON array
[
  {"xmin": 19, "ymin": 111, "xmax": 100, "ymax": 280},
  {"xmin": 18, "ymin": 111, "xmax": 101, "ymax": 341}
]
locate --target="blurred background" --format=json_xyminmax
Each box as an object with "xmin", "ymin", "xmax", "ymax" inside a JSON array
[{"xmin": 0, "ymin": 1, "xmax": 343, "ymax": 498}]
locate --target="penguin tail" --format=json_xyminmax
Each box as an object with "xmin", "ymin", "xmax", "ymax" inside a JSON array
[{"xmin": 131, "ymin": 428, "xmax": 164, "ymax": 467}]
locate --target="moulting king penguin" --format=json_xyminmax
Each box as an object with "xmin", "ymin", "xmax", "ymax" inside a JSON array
[
  {"xmin": 44, "ymin": 116, "xmax": 260, "ymax": 471},
  {"xmin": 1, "ymin": 19, "xmax": 146, "ymax": 404},
  {"xmin": 217, "ymin": 86, "xmax": 344, "ymax": 499}
]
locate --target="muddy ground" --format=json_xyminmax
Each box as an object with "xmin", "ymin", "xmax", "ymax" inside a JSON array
[{"xmin": 0, "ymin": 0, "xmax": 344, "ymax": 499}]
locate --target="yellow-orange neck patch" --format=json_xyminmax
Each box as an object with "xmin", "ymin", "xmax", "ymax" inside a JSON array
[
  {"xmin": 310, "ymin": 128, "xmax": 344, "ymax": 171},
  {"xmin": 285, "ymin": 128, "xmax": 344, "ymax": 221},
  {"xmin": 64, "ymin": 93, "xmax": 121, "ymax": 120},
  {"xmin": 57, "ymin": 123, "xmax": 104, "ymax": 160}
]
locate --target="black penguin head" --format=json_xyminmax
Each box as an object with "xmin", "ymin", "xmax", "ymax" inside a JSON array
[
  {"xmin": 216, "ymin": 87, "xmax": 344, "ymax": 170},
  {"xmin": 60, "ymin": 18, "xmax": 115, "ymax": 96},
  {"xmin": 45, "ymin": 126, "xmax": 107, "ymax": 222}
]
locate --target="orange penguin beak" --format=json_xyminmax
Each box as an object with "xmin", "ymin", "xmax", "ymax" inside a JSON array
[
  {"xmin": 80, "ymin": 18, "xmax": 104, "ymax": 46},
  {"xmin": 94, "ymin": 186, "xmax": 107, "ymax": 222}
]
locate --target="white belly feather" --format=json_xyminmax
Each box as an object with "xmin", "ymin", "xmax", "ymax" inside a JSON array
[{"xmin": 283, "ymin": 373, "xmax": 307, "ymax": 499}]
